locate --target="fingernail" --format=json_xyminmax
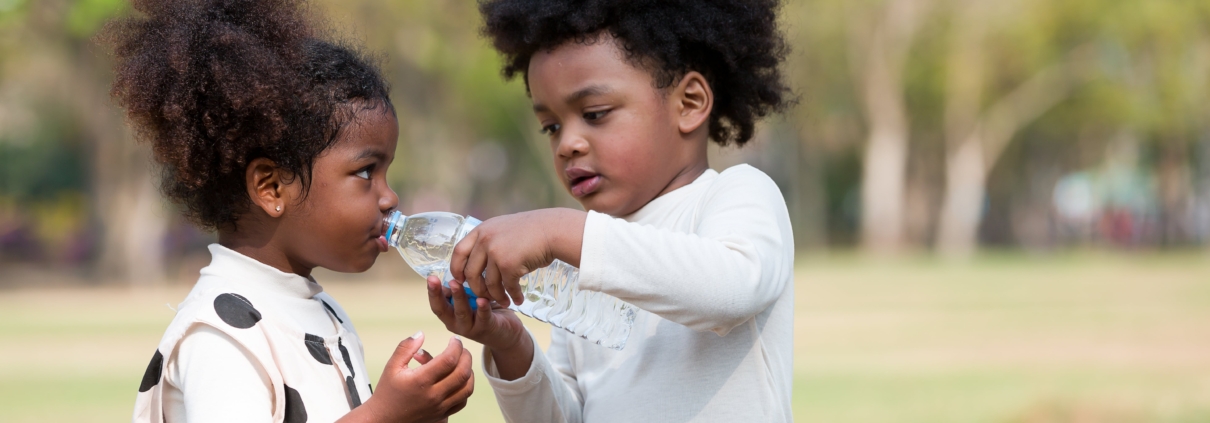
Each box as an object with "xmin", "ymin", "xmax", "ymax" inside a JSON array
[
  {"xmin": 418, "ymin": 348, "xmax": 428, "ymax": 356},
  {"xmin": 411, "ymin": 331, "xmax": 423, "ymax": 340},
  {"xmin": 452, "ymin": 335, "xmax": 461, "ymax": 342}
]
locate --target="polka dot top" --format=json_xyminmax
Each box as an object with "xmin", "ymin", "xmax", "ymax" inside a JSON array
[{"xmin": 133, "ymin": 244, "xmax": 373, "ymax": 423}]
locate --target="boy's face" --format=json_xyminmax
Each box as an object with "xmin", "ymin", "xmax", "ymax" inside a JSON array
[
  {"xmin": 280, "ymin": 107, "xmax": 400, "ymax": 273},
  {"xmin": 528, "ymin": 37, "xmax": 703, "ymax": 217}
]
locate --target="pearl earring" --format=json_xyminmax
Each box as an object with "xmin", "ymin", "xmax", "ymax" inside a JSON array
[{"xmin": 275, "ymin": 206, "xmax": 281, "ymax": 212}]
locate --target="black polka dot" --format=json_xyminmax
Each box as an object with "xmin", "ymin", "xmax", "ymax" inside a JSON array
[
  {"xmin": 321, "ymin": 300, "xmax": 343, "ymax": 324},
  {"xmin": 284, "ymin": 384, "xmax": 307, "ymax": 423},
  {"xmin": 304, "ymin": 334, "xmax": 332, "ymax": 365},
  {"xmin": 367, "ymin": 383, "xmax": 373, "ymax": 394},
  {"xmin": 214, "ymin": 293, "xmax": 261, "ymax": 329},
  {"xmin": 345, "ymin": 376, "xmax": 362, "ymax": 408},
  {"xmin": 338, "ymin": 338, "xmax": 355, "ymax": 378},
  {"xmin": 138, "ymin": 350, "xmax": 163, "ymax": 392}
]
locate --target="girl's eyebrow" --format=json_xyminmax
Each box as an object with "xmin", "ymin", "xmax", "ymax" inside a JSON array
[{"xmin": 355, "ymin": 149, "xmax": 388, "ymax": 161}]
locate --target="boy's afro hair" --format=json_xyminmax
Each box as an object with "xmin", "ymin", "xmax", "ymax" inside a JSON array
[
  {"xmin": 103, "ymin": 0, "xmax": 392, "ymax": 231},
  {"xmin": 480, "ymin": 0, "xmax": 791, "ymax": 146}
]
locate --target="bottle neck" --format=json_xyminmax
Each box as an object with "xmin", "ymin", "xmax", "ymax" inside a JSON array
[{"xmin": 384, "ymin": 210, "xmax": 406, "ymax": 248}]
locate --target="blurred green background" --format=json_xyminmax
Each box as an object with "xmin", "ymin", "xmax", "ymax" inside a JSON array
[{"xmin": 1, "ymin": 0, "xmax": 1209, "ymax": 422}]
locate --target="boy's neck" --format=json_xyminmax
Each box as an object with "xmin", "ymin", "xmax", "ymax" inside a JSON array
[{"xmin": 653, "ymin": 160, "xmax": 710, "ymax": 202}]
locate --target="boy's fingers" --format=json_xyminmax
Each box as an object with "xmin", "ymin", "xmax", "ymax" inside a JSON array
[
  {"xmin": 450, "ymin": 282, "xmax": 474, "ymax": 334},
  {"xmin": 484, "ymin": 260, "xmax": 509, "ymax": 304},
  {"xmin": 504, "ymin": 270, "xmax": 526, "ymax": 306},
  {"xmin": 450, "ymin": 231, "xmax": 478, "ymax": 282},
  {"xmin": 464, "ymin": 243, "xmax": 489, "ymax": 295},
  {"xmin": 475, "ymin": 298, "xmax": 492, "ymax": 326},
  {"xmin": 384, "ymin": 331, "xmax": 424, "ymax": 371},
  {"xmin": 426, "ymin": 277, "xmax": 454, "ymax": 322}
]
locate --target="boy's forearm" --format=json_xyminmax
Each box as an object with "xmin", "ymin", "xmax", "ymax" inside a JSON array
[
  {"xmin": 488, "ymin": 331, "xmax": 535, "ymax": 381},
  {"xmin": 545, "ymin": 208, "xmax": 586, "ymax": 268}
]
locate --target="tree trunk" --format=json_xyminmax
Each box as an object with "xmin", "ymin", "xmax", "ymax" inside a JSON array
[
  {"xmin": 849, "ymin": 0, "xmax": 929, "ymax": 255},
  {"xmin": 935, "ymin": 136, "xmax": 986, "ymax": 258}
]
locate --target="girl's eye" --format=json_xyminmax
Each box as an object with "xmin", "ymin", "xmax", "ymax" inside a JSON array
[
  {"xmin": 540, "ymin": 123, "xmax": 561, "ymax": 135},
  {"xmin": 583, "ymin": 110, "xmax": 609, "ymax": 121},
  {"xmin": 355, "ymin": 167, "xmax": 372, "ymax": 180}
]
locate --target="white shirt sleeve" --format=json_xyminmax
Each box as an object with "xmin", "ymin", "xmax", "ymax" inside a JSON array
[
  {"xmin": 578, "ymin": 167, "xmax": 793, "ymax": 336},
  {"xmin": 163, "ymin": 324, "xmax": 275, "ymax": 423},
  {"xmin": 482, "ymin": 329, "xmax": 583, "ymax": 423}
]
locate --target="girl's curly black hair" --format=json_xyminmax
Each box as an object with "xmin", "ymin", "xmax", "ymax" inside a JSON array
[
  {"xmin": 103, "ymin": 0, "xmax": 393, "ymax": 231},
  {"xmin": 480, "ymin": 0, "xmax": 791, "ymax": 146}
]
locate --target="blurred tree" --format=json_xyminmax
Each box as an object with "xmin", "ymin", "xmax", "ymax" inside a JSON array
[
  {"xmin": 933, "ymin": 0, "xmax": 1092, "ymax": 257},
  {"xmin": 846, "ymin": 0, "xmax": 935, "ymax": 255}
]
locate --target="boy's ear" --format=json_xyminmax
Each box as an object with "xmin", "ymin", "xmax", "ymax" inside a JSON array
[
  {"xmin": 246, "ymin": 158, "xmax": 290, "ymax": 218},
  {"xmin": 673, "ymin": 71, "xmax": 713, "ymax": 136}
]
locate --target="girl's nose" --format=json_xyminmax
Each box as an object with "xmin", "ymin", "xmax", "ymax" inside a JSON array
[{"xmin": 380, "ymin": 184, "xmax": 399, "ymax": 212}]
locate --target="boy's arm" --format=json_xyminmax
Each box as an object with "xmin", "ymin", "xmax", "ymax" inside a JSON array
[
  {"xmin": 576, "ymin": 168, "xmax": 793, "ymax": 336},
  {"xmin": 482, "ymin": 330, "xmax": 584, "ymax": 423}
]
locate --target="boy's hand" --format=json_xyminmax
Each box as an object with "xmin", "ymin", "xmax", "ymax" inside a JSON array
[
  {"xmin": 449, "ymin": 208, "xmax": 586, "ymax": 305},
  {"xmin": 427, "ymin": 276, "xmax": 535, "ymax": 381},
  {"xmin": 427, "ymin": 276, "xmax": 527, "ymax": 353},
  {"xmin": 358, "ymin": 333, "xmax": 474, "ymax": 423}
]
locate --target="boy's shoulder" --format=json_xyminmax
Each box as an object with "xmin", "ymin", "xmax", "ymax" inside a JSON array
[{"xmin": 707, "ymin": 164, "xmax": 784, "ymax": 201}]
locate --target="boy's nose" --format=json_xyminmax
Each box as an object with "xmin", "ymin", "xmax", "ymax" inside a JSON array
[{"xmin": 556, "ymin": 133, "xmax": 590, "ymax": 159}]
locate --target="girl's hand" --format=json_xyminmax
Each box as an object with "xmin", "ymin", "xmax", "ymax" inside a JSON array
[
  {"xmin": 448, "ymin": 208, "xmax": 586, "ymax": 305},
  {"xmin": 356, "ymin": 332, "xmax": 474, "ymax": 423}
]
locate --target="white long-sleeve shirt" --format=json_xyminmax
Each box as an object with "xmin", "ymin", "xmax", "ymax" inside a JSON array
[{"xmin": 483, "ymin": 164, "xmax": 795, "ymax": 423}]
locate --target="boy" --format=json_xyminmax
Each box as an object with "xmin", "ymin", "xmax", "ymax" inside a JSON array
[{"xmin": 427, "ymin": 0, "xmax": 794, "ymax": 421}]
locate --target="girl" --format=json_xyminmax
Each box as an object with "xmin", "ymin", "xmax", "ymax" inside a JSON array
[{"xmin": 106, "ymin": 0, "xmax": 473, "ymax": 421}]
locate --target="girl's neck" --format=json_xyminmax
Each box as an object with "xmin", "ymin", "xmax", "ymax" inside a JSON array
[{"xmin": 218, "ymin": 229, "xmax": 314, "ymax": 277}]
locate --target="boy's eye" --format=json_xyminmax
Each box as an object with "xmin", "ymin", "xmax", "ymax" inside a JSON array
[
  {"xmin": 583, "ymin": 110, "xmax": 609, "ymax": 121},
  {"xmin": 540, "ymin": 123, "xmax": 561, "ymax": 135}
]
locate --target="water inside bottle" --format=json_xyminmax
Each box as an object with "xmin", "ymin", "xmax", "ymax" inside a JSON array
[{"xmin": 392, "ymin": 212, "xmax": 465, "ymax": 279}]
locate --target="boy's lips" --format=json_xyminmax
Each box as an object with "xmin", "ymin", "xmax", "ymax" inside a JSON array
[
  {"xmin": 376, "ymin": 235, "xmax": 388, "ymax": 252},
  {"xmin": 566, "ymin": 167, "xmax": 602, "ymax": 198}
]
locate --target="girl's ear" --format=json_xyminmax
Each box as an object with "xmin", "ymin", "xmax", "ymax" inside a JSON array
[
  {"xmin": 673, "ymin": 71, "xmax": 713, "ymax": 136},
  {"xmin": 246, "ymin": 158, "xmax": 291, "ymax": 218}
]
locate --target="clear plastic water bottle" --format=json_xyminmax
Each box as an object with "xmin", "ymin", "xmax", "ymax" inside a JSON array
[{"xmin": 383, "ymin": 210, "xmax": 636, "ymax": 350}]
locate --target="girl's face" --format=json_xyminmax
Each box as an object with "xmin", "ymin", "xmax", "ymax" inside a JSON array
[
  {"xmin": 280, "ymin": 107, "xmax": 399, "ymax": 273},
  {"xmin": 528, "ymin": 37, "xmax": 707, "ymax": 217}
]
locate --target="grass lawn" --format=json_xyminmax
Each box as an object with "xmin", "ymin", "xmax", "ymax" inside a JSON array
[{"xmin": 2, "ymin": 252, "xmax": 1209, "ymax": 422}]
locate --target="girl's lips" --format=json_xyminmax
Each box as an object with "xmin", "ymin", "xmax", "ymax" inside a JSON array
[
  {"xmin": 376, "ymin": 235, "xmax": 389, "ymax": 252},
  {"xmin": 570, "ymin": 175, "xmax": 602, "ymax": 197}
]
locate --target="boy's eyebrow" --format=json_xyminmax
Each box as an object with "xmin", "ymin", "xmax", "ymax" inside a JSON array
[{"xmin": 532, "ymin": 84, "xmax": 614, "ymax": 112}]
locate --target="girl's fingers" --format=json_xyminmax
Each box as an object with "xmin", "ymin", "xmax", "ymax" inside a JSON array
[
  {"xmin": 416, "ymin": 337, "xmax": 464, "ymax": 384},
  {"xmin": 385, "ymin": 331, "xmax": 424, "ymax": 371},
  {"xmin": 484, "ymin": 259, "xmax": 509, "ymax": 304},
  {"xmin": 413, "ymin": 348, "xmax": 434, "ymax": 365},
  {"xmin": 432, "ymin": 346, "xmax": 474, "ymax": 399}
]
